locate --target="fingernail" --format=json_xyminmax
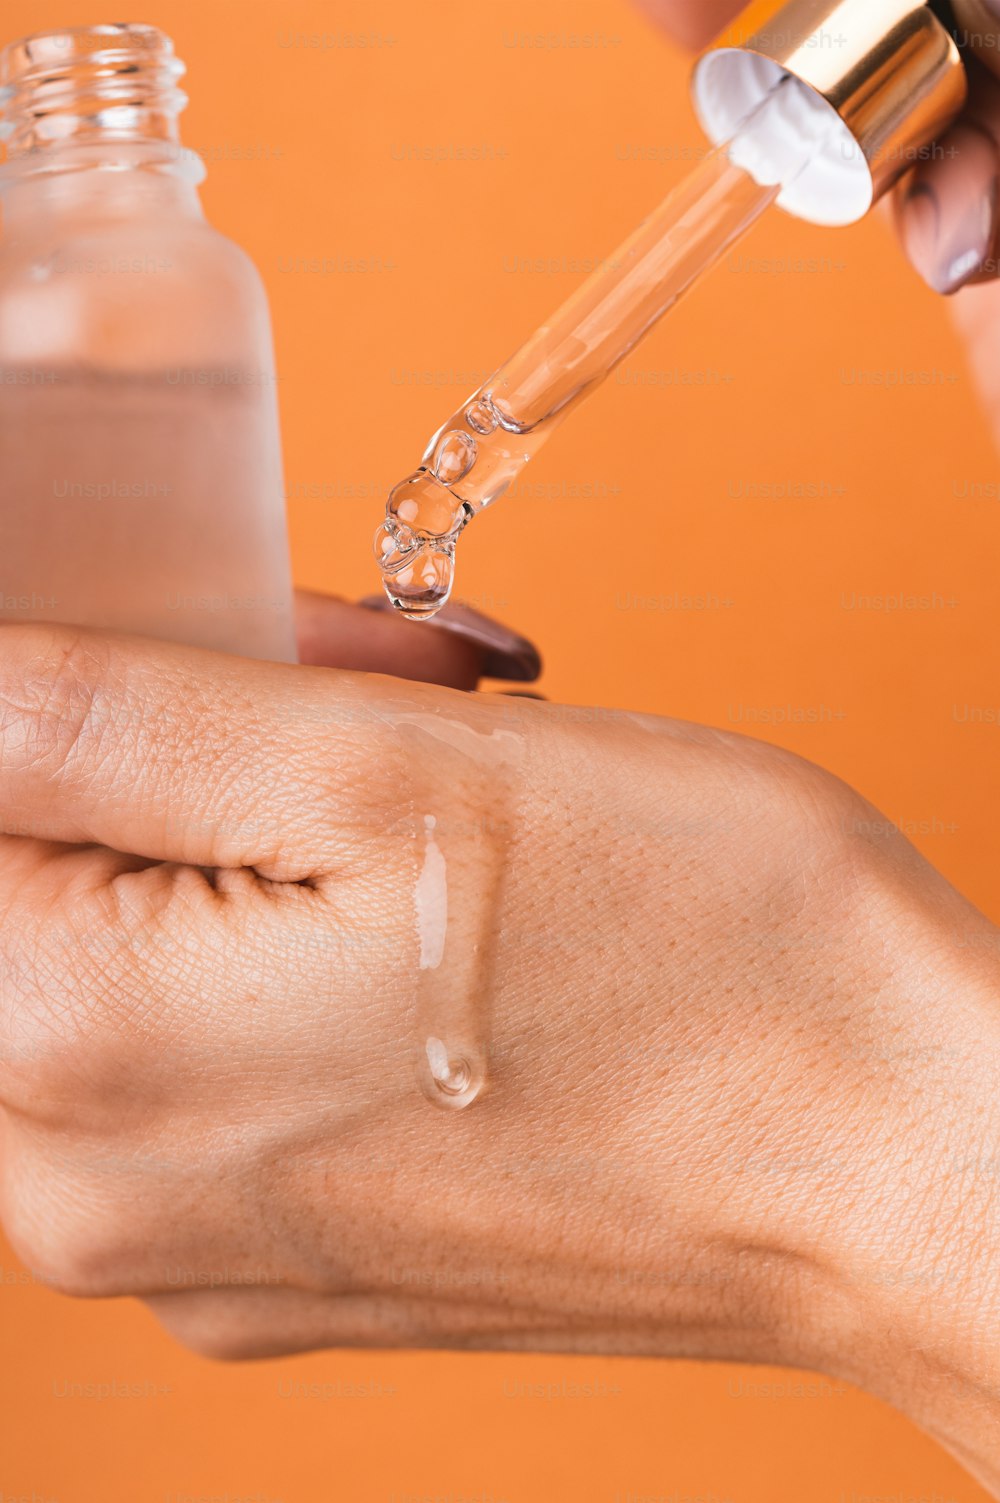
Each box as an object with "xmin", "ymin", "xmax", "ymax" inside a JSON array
[
  {"xmin": 899, "ymin": 124, "xmax": 1000, "ymax": 295},
  {"xmin": 357, "ymin": 596, "xmax": 542, "ymax": 682}
]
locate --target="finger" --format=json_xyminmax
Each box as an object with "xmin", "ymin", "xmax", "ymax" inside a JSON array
[
  {"xmin": 630, "ymin": 0, "xmax": 744, "ymax": 50},
  {"xmin": 953, "ymin": 1, "xmax": 1000, "ymax": 83},
  {"xmin": 295, "ymin": 590, "xmax": 541, "ymax": 685},
  {"xmin": 0, "ymin": 623, "xmax": 400, "ymax": 877},
  {"xmin": 143, "ymin": 1284, "xmax": 572, "ymax": 1361},
  {"xmin": 352, "ymin": 596, "xmax": 541, "ymax": 683},
  {"xmin": 946, "ymin": 273, "xmax": 1000, "ymax": 447},
  {"xmin": 895, "ymin": 60, "xmax": 1000, "ymax": 293},
  {"xmin": 295, "ymin": 590, "xmax": 481, "ymax": 688}
]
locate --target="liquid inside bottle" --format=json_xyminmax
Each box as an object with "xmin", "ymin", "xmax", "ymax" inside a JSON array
[
  {"xmin": 0, "ymin": 368, "xmax": 295, "ymax": 658},
  {"xmin": 0, "ymin": 25, "xmax": 296, "ymax": 661}
]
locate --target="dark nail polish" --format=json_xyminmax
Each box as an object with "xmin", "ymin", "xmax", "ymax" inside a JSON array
[
  {"xmin": 357, "ymin": 596, "xmax": 542, "ymax": 682},
  {"xmin": 900, "ymin": 124, "xmax": 1000, "ymax": 294}
]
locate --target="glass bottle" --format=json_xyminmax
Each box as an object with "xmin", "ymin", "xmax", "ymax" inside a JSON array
[{"xmin": 0, "ymin": 24, "xmax": 296, "ymax": 661}]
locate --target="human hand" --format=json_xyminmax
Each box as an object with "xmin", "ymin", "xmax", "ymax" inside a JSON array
[
  {"xmin": 635, "ymin": 0, "xmax": 1000, "ymax": 296},
  {"xmin": 0, "ymin": 623, "xmax": 999, "ymax": 1490},
  {"xmin": 634, "ymin": 0, "xmax": 1000, "ymax": 450}
]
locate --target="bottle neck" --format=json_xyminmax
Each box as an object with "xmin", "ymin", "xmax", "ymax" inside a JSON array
[{"xmin": 0, "ymin": 24, "xmax": 205, "ymax": 216}]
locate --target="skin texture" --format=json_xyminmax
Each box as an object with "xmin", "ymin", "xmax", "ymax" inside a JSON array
[
  {"xmin": 2, "ymin": 5, "xmax": 1000, "ymax": 1495},
  {"xmin": 0, "ymin": 619, "xmax": 998, "ymax": 1494}
]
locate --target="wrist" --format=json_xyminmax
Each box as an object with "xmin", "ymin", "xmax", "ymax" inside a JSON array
[
  {"xmin": 450, "ymin": 698, "xmax": 1000, "ymax": 1468},
  {"xmin": 825, "ymin": 904, "xmax": 1000, "ymax": 1491}
]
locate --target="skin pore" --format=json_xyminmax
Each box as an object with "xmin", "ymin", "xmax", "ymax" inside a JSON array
[{"xmin": 0, "ymin": 627, "xmax": 997, "ymax": 1493}]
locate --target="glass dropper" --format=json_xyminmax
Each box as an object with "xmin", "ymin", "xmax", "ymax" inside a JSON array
[{"xmin": 375, "ymin": 74, "xmax": 836, "ymax": 620}]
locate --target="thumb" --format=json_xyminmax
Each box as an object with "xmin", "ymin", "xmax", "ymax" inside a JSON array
[{"xmin": 948, "ymin": 276, "xmax": 1000, "ymax": 449}]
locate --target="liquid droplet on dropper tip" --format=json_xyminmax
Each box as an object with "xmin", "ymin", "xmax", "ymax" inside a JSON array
[{"xmin": 381, "ymin": 542, "xmax": 454, "ymax": 620}]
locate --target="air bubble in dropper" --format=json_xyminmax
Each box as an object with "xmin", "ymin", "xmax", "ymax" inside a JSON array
[
  {"xmin": 432, "ymin": 430, "xmax": 477, "ymax": 485},
  {"xmin": 464, "ymin": 401, "xmax": 497, "ymax": 435}
]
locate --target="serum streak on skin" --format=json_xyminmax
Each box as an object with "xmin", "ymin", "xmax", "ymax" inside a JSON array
[
  {"xmin": 397, "ymin": 708, "xmax": 524, "ymax": 1110},
  {"xmin": 415, "ymin": 814, "xmax": 447, "ymax": 973},
  {"xmin": 414, "ymin": 813, "xmax": 466, "ymax": 1096}
]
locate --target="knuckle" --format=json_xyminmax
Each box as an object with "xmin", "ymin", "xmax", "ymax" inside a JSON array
[
  {"xmin": 0, "ymin": 626, "xmax": 113, "ymax": 802},
  {"xmin": 718, "ymin": 736, "xmax": 875, "ymax": 893},
  {"xmin": 0, "ymin": 1150, "xmax": 127, "ymax": 1299},
  {"xmin": 146, "ymin": 1298, "xmax": 274, "ymax": 1362},
  {"xmin": 0, "ymin": 907, "xmax": 135, "ymax": 1121},
  {"xmin": 0, "ymin": 867, "xmax": 214, "ymax": 1125},
  {"xmin": 182, "ymin": 1326, "xmax": 265, "ymax": 1363},
  {"xmin": 745, "ymin": 743, "xmax": 901, "ymax": 908},
  {"xmin": 743, "ymin": 737, "xmax": 859, "ymax": 837},
  {"xmin": 0, "ymin": 934, "xmax": 83, "ymax": 1113},
  {"xmin": 28, "ymin": 1232, "xmax": 122, "ymax": 1300}
]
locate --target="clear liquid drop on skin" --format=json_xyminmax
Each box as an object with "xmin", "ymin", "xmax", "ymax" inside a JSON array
[
  {"xmin": 375, "ymin": 77, "xmax": 836, "ymax": 618},
  {"xmin": 395, "ymin": 709, "xmax": 523, "ymax": 1110},
  {"xmin": 413, "ymin": 810, "xmax": 484, "ymax": 1108}
]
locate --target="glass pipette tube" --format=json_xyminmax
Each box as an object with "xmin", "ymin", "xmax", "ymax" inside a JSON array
[{"xmin": 375, "ymin": 77, "xmax": 831, "ymax": 619}]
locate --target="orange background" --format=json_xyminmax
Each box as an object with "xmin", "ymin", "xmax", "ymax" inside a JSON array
[{"xmin": 2, "ymin": 1, "xmax": 998, "ymax": 1500}]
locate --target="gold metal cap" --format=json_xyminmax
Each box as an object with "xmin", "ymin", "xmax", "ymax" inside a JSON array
[{"xmin": 692, "ymin": 0, "xmax": 968, "ymax": 225}]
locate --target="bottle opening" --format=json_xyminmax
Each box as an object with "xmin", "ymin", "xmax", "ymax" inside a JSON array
[{"xmin": 0, "ymin": 23, "xmax": 188, "ymax": 159}]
